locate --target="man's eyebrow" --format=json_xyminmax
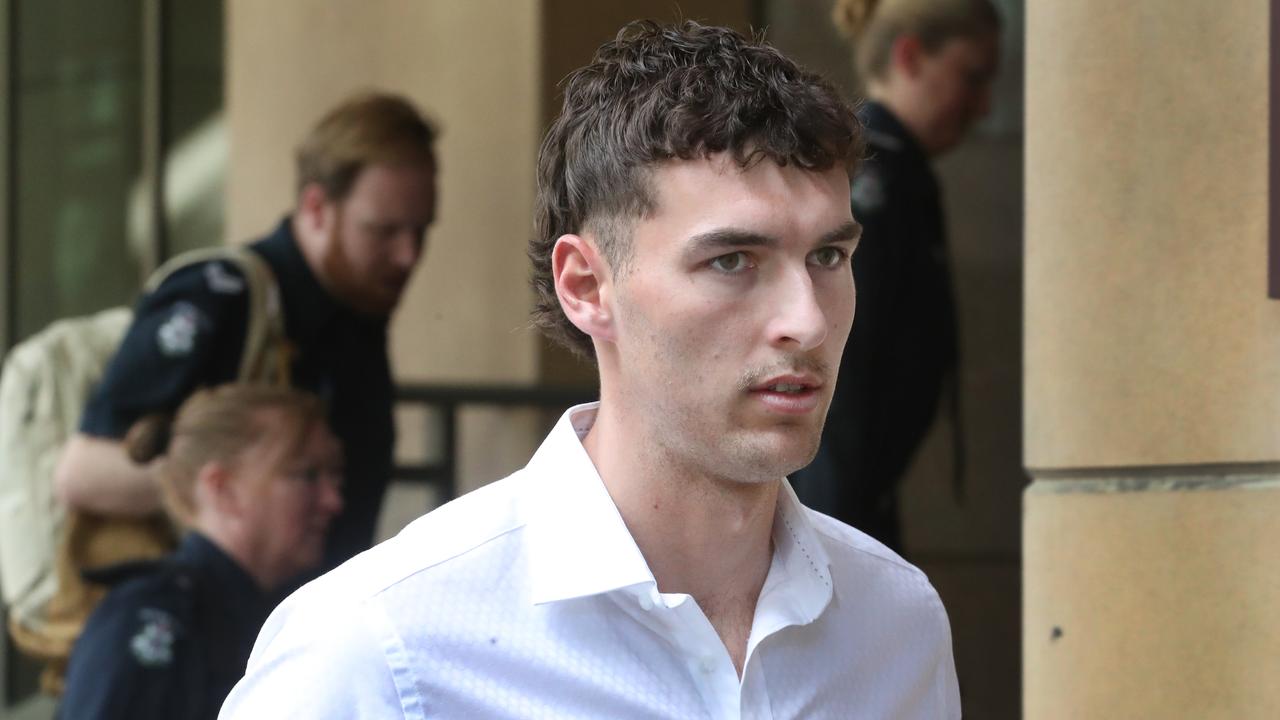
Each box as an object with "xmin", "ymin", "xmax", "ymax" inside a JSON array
[
  {"xmin": 820, "ymin": 220, "xmax": 862, "ymax": 249},
  {"xmin": 686, "ymin": 221, "xmax": 862, "ymax": 254},
  {"xmin": 687, "ymin": 228, "xmax": 778, "ymax": 252}
]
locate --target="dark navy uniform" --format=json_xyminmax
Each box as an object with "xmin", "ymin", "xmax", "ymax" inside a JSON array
[
  {"xmin": 81, "ymin": 217, "xmax": 395, "ymax": 570},
  {"xmin": 792, "ymin": 101, "xmax": 960, "ymax": 551},
  {"xmin": 57, "ymin": 533, "xmax": 272, "ymax": 720}
]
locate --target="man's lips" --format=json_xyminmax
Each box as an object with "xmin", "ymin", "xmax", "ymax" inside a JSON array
[
  {"xmin": 748, "ymin": 373, "xmax": 823, "ymax": 392},
  {"xmin": 747, "ymin": 374, "xmax": 824, "ymax": 415}
]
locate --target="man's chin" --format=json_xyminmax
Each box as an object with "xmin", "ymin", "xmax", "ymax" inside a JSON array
[
  {"xmin": 726, "ymin": 431, "xmax": 822, "ymax": 483},
  {"xmin": 773, "ymin": 429, "xmax": 824, "ymax": 476},
  {"xmin": 348, "ymin": 292, "xmax": 400, "ymax": 318}
]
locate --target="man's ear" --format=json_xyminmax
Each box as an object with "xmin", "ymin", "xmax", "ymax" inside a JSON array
[
  {"xmin": 552, "ymin": 233, "xmax": 616, "ymax": 344},
  {"xmin": 296, "ymin": 183, "xmax": 335, "ymax": 236},
  {"xmin": 890, "ymin": 34, "xmax": 926, "ymax": 78}
]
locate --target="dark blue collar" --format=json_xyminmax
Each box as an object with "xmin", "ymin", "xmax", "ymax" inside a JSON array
[
  {"xmin": 173, "ymin": 532, "xmax": 272, "ymax": 618},
  {"xmin": 859, "ymin": 101, "xmax": 930, "ymax": 168}
]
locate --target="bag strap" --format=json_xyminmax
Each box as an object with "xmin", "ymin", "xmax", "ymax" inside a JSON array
[{"xmin": 144, "ymin": 246, "xmax": 290, "ymax": 385}]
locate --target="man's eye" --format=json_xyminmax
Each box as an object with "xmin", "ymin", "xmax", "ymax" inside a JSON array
[
  {"xmin": 293, "ymin": 466, "xmax": 344, "ymax": 487},
  {"xmin": 710, "ymin": 252, "xmax": 751, "ymax": 273},
  {"xmin": 810, "ymin": 247, "xmax": 847, "ymax": 268},
  {"xmin": 364, "ymin": 224, "xmax": 396, "ymax": 240}
]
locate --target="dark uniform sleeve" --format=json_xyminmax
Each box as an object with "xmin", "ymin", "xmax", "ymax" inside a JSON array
[
  {"xmin": 80, "ymin": 259, "xmax": 252, "ymax": 439},
  {"xmin": 58, "ymin": 586, "xmax": 194, "ymax": 720}
]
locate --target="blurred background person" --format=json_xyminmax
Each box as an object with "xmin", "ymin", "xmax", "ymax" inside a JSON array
[
  {"xmin": 54, "ymin": 92, "xmax": 437, "ymax": 573},
  {"xmin": 790, "ymin": 0, "xmax": 1001, "ymax": 552},
  {"xmin": 58, "ymin": 385, "xmax": 343, "ymax": 720}
]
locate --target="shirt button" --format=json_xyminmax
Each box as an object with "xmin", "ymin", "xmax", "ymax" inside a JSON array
[
  {"xmin": 699, "ymin": 656, "xmax": 717, "ymax": 674},
  {"xmin": 638, "ymin": 594, "xmax": 654, "ymax": 611}
]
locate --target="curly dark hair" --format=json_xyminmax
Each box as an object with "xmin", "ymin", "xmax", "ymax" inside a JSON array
[{"xmin": 529, "ymin": 20, "xmax": 863, "ymax": 360}]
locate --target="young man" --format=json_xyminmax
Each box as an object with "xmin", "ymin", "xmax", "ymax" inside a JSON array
[
  {"xmin": 54, "ymin": 92, "xmax": 437, "ymax": 570},
  {"xmin": 221, "ymin": 21, "xmax": 959, "ymax": 718}
]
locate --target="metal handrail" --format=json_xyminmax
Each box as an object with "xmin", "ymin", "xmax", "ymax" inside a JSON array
[{"xmin": 393, "ymin": 383, "xmax": 596, "ymax": 500}]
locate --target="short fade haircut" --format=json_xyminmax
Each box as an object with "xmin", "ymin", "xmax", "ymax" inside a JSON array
[
  {"xmin": 530, "ymin": 20, "xmax": 863, "ymax": 360},
  {"xmin": 295, "ymin": 91, "xmax": 437, "ymax": 202}
]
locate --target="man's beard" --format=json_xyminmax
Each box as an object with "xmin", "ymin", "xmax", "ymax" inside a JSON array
[{"xmin": 319, "ymin": 215, "xmax": 394, "ymax": 318}]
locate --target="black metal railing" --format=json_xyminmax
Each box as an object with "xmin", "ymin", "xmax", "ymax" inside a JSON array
[{"xmin": 393, "ymin": 383, "xmax": 595, "ymax": 501}]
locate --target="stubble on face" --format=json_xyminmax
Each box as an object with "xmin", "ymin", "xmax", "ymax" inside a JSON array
[
  {"xmin": 597, "ymin": 156, "xmax": 854, "ymax": 491},
  {"xmin": 613, "ymin": 292, "xmax": 836, "ymax": 488},
  {"xmin": 314, "ymin": 163, "xmax": 435, "ymax": 318},
  {"xmin": 318, "ymin": 205, "xmax": 397, "ymax": 319}
]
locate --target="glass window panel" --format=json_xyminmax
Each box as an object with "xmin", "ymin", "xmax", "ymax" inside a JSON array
[
  {"xmin": 13, "ymin": 0, "xmax": 143, "ymax": 342},
  {"xmin": 164, "ymin": 0, "xmax": 225, "ymax": 257},
  {"xmin": 10, "ymin": 0, "xmax": 225, "ymax": 343}
]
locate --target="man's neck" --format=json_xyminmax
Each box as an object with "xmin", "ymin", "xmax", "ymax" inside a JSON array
[
  {"xmin": 290, "ymin": 214, "xmax": 332, "ymax": 292},
  {"xmin": 582, "ymin": 400, "xmax": 778, "ymax": 674}
]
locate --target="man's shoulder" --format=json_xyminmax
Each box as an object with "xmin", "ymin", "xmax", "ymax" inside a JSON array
[
  {"xmin": 140, "ymin": 255, "xmax": 250, "ymax": 310},
  {"xmin": 126, "ymin": 250, "xmax": 257, "ymax": 353},
  {"xmin": 803, "ymin": 508, "xmax": 944, "ymax": 610},
  {"xmin": 291, "ymin": 469, "xmax": 534, "ymax": 608}
]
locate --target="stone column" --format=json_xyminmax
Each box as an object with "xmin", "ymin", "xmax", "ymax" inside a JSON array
[{"xmin": 1024, "ymin": 1, "xmax": 1280, "ymax": 717}]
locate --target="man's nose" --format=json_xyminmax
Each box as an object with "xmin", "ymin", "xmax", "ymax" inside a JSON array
[
  {"xmin": 768, "ymin": 269, "xmax": 829, "ymax": 351},
  {"xmin": 392, "ymin": 230, "xmax": 424, "ymax": 270}
]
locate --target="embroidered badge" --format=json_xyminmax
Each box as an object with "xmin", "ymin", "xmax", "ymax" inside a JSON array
[
  {"xmin": 850, "ymin": 168, "xmax": 886, "ymax": 214},
  {"xmin": 129, "ymin": 608, "xmax": 178, "ymax": 667},
  {"xmin": 204, "ymin": 261, "xmax": 246, "ymax": 294},
  {"xmin": 156, "ymin": 302, "xmax": 204, "ymax": 357}
]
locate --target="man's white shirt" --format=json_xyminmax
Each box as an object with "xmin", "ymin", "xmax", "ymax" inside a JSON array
[{"xmin": 220, "ymin": 403, "xmax": 960, "ymax": 719}]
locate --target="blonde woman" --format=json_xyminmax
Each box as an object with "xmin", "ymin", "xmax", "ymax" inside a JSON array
[
  {"xmin": 59, "ymin": 385, "xmax": 343, "ymax": 720},
  {"xmin": 793, "ymin": 0, "xmax": 1001, "ymax": 551}
]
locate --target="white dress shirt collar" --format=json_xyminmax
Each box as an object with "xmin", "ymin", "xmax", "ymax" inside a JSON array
[
  {"xmin": 222, "ymin": 401, "xmax": 962, "ymax": 719},
  {"xmin": 527, "ymin": 403, "xmax": 655, "ymax": 605},
  {"xmin": 526, "ymin": 402, "xmax": 834, "ymax": 634}
]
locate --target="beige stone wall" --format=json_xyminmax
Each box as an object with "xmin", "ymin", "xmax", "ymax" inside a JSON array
[
  {"xmin": 1024, "ymin": 0, "xmax": 1280, "ymax": 717},
  {"xmin": 1024, "ymin": 477, "xmax": 1280, "ymax": 718},
  {"xmin": 1024, "ymin": 0, "xmax": 1280, "ymax": 469},
  {"xmin": 227, "ymin": 0, "xmax": 542, "ymax": 385}
]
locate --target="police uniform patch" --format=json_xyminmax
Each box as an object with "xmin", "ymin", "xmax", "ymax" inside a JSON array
[
  {"xmin": 156, "ymin": 302, "xmax": 204, "ymax": 357},
  {"xmin": 204, "ymin": 261, "xmax": 246, "ymax": 295},
  {"xmin": 130, "ymin": 608, "xmax": 178, "ymax": 667},
  {"xmin": 850, "ymin": 167, "xmax": 886, "ymax": 214}
]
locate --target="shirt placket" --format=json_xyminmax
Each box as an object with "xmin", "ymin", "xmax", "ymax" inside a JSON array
[
  {"xmin": 738, "ymin": 658, "xmax": 775, "ymax": 720},
  {"xmin": 631, "ymin": 585, "xmax": 755, "ymax": 720}
]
